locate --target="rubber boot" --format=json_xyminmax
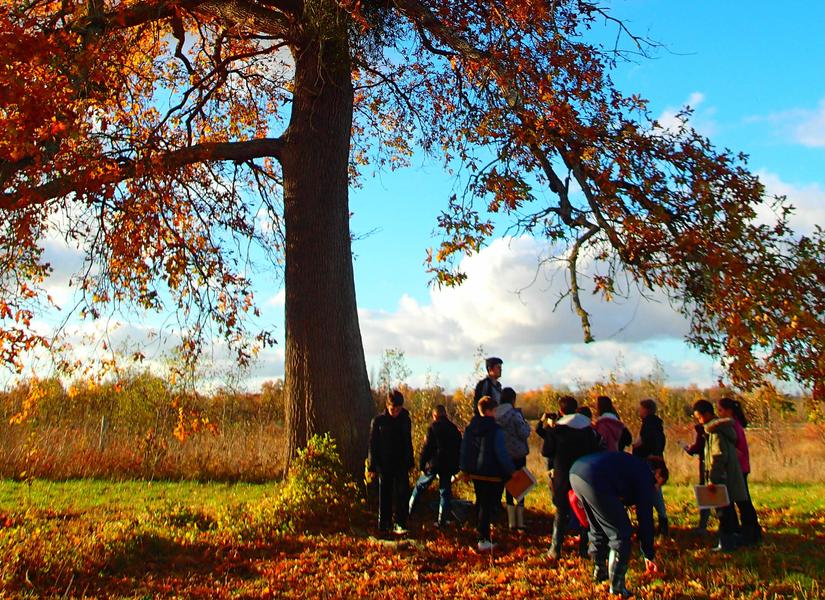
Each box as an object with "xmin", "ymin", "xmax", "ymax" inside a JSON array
[
  {"xmin": 515, "ymin": 506, "xmax": 526, "ymax": 532},
  {"xmin": 578, "ymin": 530, "xmax": 589, "ymax": 558},
  {"xmin": 608, "ymin": 548, "xmax": 631, "ymax": 597},
  {"xmin": 506, "ymin": 505, "xmax": 517, "ymax": 529},
  {"xmin": 548, "ymin": 512, "xmax": 565, "ymax": 560},
  {"xmin": 714, "ymin": 532, "xmax": 739, "ymax": 552},
  {"xmin": 592, "ymin": 557, "xmax": 608, "ymax": 582},
  {"xmin": 591, "ymin": 546, "xmax": 608, "ymax": 582}
]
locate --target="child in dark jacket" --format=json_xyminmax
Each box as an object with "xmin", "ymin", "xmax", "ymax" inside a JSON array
[
  {"xmin": 408, "ymin": 404, "xmax": 462, "ymax": 527},
  {"xmin": 632, "ymin": 399, "xmax": 668, "ymax": 535},
  {"xmin": 681, "ymin": 423, "xmax": 711, "ymax": 532},
  {"xmin": 460, "ymin": 396, "xmax": 515, "ymax": 551},
  {"xmin": 368, "ymin": 390, "xmax": 414, "ymax": 534}
]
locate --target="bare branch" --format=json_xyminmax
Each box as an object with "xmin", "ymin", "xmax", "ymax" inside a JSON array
[{"xmin": 1, "ymin": 137, "xmax": 287, "ymax": 211}]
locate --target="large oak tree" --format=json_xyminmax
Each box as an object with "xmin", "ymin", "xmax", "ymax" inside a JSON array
[{"xmin": 1, "ymin": 0, "xmax": 822, "ymax": 471}]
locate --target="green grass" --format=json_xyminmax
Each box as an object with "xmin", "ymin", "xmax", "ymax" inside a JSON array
[
  {"xmin": 0, "ymin": 479, "xmax": 823, "ymax": 599},
  {"xmin": 0, "ymin": 479, "xmax": 272, "ymax": 513}
]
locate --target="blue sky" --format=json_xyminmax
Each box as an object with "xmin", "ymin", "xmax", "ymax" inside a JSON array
[
  {"xmin": 29, "ymin": 1, "xmax": 825, "ymax": 394},
  {"xmin": 339, "ymin": 0, "xmax": 825, "ymax": 392}
]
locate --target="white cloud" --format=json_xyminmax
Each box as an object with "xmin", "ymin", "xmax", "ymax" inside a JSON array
[
  {"xmin": 266, "ymin": 288, "xmax": 285, "ymax": 308},
  {"xmin": 748, "ymin": 97, "xmax": 825, "ymax": 148},
  {"xmin": 792, "ymin": 98, "xmax": 825, "ymax": 147},
  {"xmin": 552, "ymin": 341, "xmax": 714, "ymax": 389},
  {"xmin": 756, "ymin": 171, "xmax": 825, "ymax": 236},
  {"xmin": 655, "ymin": 91, "xmax": 716, "ymax": 136},
  {"xmin": 358, "ymin": 236, "xmax": 700, "ymax": 389}
]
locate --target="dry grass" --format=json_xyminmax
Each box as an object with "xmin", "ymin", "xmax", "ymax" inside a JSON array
[
  {"xmin": 525, "ymin": 423, "xmax": 825, "ymax": 486},
  {"xmin": 2, "ymin": 418, "xmax": 823, "ymax": 485},
  {"xmin": 0, "ymin": 422, "xmax": 286, "ymax": 482}
]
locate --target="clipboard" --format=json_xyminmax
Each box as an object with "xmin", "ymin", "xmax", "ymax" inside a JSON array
[
  {"xmin": 505, "ymin": 467, "xmax": 537, "ymax": 502},
  {"xmin": 694, "ymin": 484, "xmax": 730, "ymax": 509}
]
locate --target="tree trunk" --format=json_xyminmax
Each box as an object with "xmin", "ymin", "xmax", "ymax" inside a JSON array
[{"xmin": 281, "ymin": 32, "xmax": 373, "ymax": 475}]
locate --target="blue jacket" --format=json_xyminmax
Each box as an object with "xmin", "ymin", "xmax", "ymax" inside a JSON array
[
  {"xmin": 570, "ymin": 452, "xmax": 657, "ymax": 560},
  {"xmin": 460, "ymin": 415, "xmax": 515, "ymax": 479}
]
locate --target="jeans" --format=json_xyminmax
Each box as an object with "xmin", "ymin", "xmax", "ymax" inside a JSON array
[
  {"xmin": 473, "ymin": 480, "xmax": 500, "ymax": 542},
  {"xmin": 653, "ymin": 485, "xmax": 668, "ymax": 524},
  {"xmin": 378, "ymin": 470, "xmax": 409, "ymax": 531},
  {"xmin": 408, "ymin": 471, "xmax": 453, "ymax": 524}
]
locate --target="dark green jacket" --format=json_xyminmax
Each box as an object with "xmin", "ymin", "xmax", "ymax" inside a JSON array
[{"xmin": 704, "ymin": 417, "xmax": 747, "ymax": 502}]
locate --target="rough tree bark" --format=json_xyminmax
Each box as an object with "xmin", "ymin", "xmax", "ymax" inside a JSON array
[{"xmin": 281, "ymin": 31, "xmax": 373, "ymax": 474}]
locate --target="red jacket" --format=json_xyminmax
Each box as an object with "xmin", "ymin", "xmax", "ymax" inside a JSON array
[{"xmin": 731, "ymin": 418, "xmax": 751, "ymax": 475}]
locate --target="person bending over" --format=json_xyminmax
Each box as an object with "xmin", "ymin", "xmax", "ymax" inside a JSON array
[{"xmin": 570, "ymin": 451, "xmax": 667, "ymax": 597}]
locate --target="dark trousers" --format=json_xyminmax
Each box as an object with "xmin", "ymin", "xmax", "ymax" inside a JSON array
[
  {"xmin": 551, "ymin": 496, "xmax": 573, "ymax": 552},
  {"xmin": 473, "ymin": 480, "xmax": 500, "ymax": 542},
  {"xmin": 570, "ymin": 473, "xmax": 632, "ymax": 563},
  {"xmin": 378, "ymin": 470, "xmax": 409, "ymax": 531},
  {"xmin": 716, "ymin": 503, "xmax": 741, "ymax": 548},
  {"xmin": 735, "ymin": 473, "xmax": 762, "ymax": 543},
  {"xmin": 697, "ymin": 458, "xmax": 710, "ymax": 529}
]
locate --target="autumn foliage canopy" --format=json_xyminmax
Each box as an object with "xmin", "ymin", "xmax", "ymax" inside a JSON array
[{"xmin": 0, "ymin": 0, "xmax": 822, "ymax": 408}]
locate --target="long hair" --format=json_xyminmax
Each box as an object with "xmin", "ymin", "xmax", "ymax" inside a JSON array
[
  {"xmin": 719, "ymin": 397, "xmax": 748, "ymax": 428},
  {"xmin": 596, "ymin": 395, "xmax": 618, "ymax": 418}
]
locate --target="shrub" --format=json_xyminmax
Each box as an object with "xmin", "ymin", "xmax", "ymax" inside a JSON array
[{"xmin": 237, "ymin": 434, "xmax": 359, "ymax": 536}]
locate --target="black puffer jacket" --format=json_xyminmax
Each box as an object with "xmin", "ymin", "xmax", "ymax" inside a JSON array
[
  {"xmin": 368, "ymin": 408, "xmax": 414, "ymax": 474},
  {"xmin": 632, "ymin": 414, "xmax": 666, "ymax": 459},
  {"xmin": 419, "ymin": 417, "xmax": 462, "ymax": 476}
]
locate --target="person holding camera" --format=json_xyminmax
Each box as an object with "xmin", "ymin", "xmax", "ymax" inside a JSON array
[{"xmin": 536, "ymin": 395, "xmax": 603, "ymax": 561}]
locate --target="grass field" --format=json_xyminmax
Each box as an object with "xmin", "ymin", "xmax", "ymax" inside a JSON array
[{"xmin": 0, "ymin": 478, "xmax": 823, "ymax": 599}]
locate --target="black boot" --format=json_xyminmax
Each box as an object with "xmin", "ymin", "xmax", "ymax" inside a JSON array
[
  {"xmin": 591, "ymin": 547, "xmax": 608, "ymax": 582},
  {"xmin": 713, "ymin": 532, "xmax": 739, "ymax": 552},
  {"xmin": 593, "ymin": 559, "xmax": 608, "ymax": 582},
  {"xmin": 608, "ymin": 549, "xmax": 631, "ymax": 597},
  {"xmin": 547, "ymin": 514, "xmax": 565, "ymax": 561},
  {"xmin": 578, "ymin": 531, "xmax": 590, "ymax": 558}
]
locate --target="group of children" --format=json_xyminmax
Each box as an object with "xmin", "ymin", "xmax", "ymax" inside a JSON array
[{"xmin": 366, "ymin": 357, "xmax": 763, "ymax": 597}]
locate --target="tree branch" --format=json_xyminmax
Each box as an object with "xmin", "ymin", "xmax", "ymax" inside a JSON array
[
  {"xmin": 1, "ymin": 137, "xmax": 287, "ymax": 211},
  {"xmin": 569, "ymin": 225, "xmax": 600, "ymax": 343}
]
